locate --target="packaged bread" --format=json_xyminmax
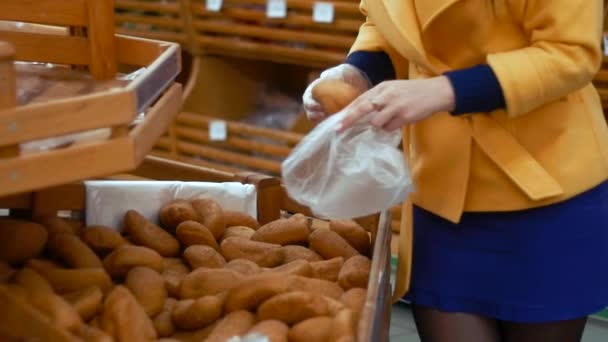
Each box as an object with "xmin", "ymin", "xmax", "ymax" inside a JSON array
[
  {"xmin": 338, "ymin": 255, "xmax": 371, "ymax": 290},
  {"xmin": 103, "ymin": 245, "xmax": 164, "ymax": 278},
  {"xmin": 191, "ymin": 198, "xmax": 226, "ymax": 240},
  {"xmin": 257, "ymin": 291, "xmax": 332, "ymax": 325},
  {"xmin": 100, "ymin": 285, "xmax": 157, "ymax": 341},
  {"xmin": 281, "ymin": 245, "xmax": 323, "ymax": 263},
  {"xmin": 172, "ymin": 295, "xmax": 224, "ymax": 330},
  {"xmin": 179, "ymin": 268, "xmax": 243, "ymax": 299},
  {"xmin": 224, "ymin": 210, "xmax": 260, "ymax": 230},
  {"xmin": 251, "ymin": 218, "xmax": 310, "ymax": 246},
  {"xmin": 159, "ymin": 200, "xmax": 198, "ymax": 232},
  {"xmin": 153, "ymin": 298, "xmax": 177, "ymax": 337},
  {"xmin": 205, "ymin": 310, "xmax": 256, "ymax": 342},
  {"xmin": 246, "ymin": 320, "xmax": 288, "ymax": 342},
  {"xmin": 183, "ymin": 245, "xmax": 226, "ymax": 269},
  {"xmin": 80, "ymin": 226, "xmax": 127, "ymax": 255},
  {"xmin": 175, "ymin": 220, "xmax": 219, "ymax": 250},
  {"xmin": 161, "ymin": 258, "xmax": 190, "ymax": 298},
  {"xmin": 309, "ymin": 228, "xmax": 360, "ymax": 260},
  {"xmin": 125, "ymin": 266, "xmax": 167, "ymax": 317},
  {"xmin": 223, "ymin": 259, "xmax": 262, "ymax": 276},
  {"xmin": 63, "ymin": 286, "xmax": 104, "ymax": 322},
  {"xmin": 288, "ymin": 316, "xmax": 333, "ymax": 342},
  {"xmin": 123, "ymin": 210, "xmax": 180, "ymax": 257},
  {"xmin": 330, "ymin": 220, "xmax": 371, "ymax": 255},
  {"xmin": 0, "ymin": 218, "xmax": 48, "ymax": 264},
  {"xmin": 48, "ymin": 233, "xmax": 102, "ymax": 268},
  {"xmin": 220, "ymin": 237, "xmax": 284, "ymax": 267},
  {"xmin": 310, "ymin": 257, "xmax": 344, "ymax": 282},
  {"xmin": 222, "ymin": 226, "xmax": 256, "ymax": 241},
  {"xmin": 224, "ymin": 273, "xmax": 290, "ymax": 313}
]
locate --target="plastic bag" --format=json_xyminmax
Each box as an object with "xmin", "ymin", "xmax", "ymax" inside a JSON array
[{"xmin": 281, "ymin": 110, "xmax": 414, "ymax": 219}]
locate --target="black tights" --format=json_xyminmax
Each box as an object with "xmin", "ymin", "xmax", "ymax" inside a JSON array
[{"xmin": 412, "ymin": 305, "xmax": 588, "ymax": 342}]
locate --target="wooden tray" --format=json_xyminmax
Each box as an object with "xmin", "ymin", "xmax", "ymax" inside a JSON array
[
  {"xmin": 0, "ymin": 0, "xmax": 183, "ymax": 197},
  {"xmin": 0, "ymin": 155, "xmax": 393, "ymax": 342}
]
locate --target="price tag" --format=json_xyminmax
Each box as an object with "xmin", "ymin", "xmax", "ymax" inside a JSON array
[
  {"xmin": 313, "ymin": 2, "xmax": 334, "ymax": 23},
  {"xmin": 209, "ymin": 120, "xmax": 228, "ymax": 141},
  {"xmin": 604, "ymin": 33, "xmax": 608, "ymax": 56},
  {"xmin": 206, "ymin": 0, "xmax": 223, "ymax": 12},
  {"xmin": 267, "ymin": 0, "xmax": 287, "ymax": 18}
]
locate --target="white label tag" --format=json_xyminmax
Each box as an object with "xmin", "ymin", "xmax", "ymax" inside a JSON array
[
  {"xmin": 267, "ymin": 0, "xmax": 287, "ymax": 18},
  {"xmin": 313, "ymin": 2, "xmax": 334, "ymax": 23},
  {"xmin": 209, "ymin": 120, "xmax": 228, "ymax": 141},
  {"xmin": 604, "ymin": 34, "xmax": 608, "ymax": 56},
  {"xmin": 206, "ymin": 0, "xmax": 223, "ymax": 12}
]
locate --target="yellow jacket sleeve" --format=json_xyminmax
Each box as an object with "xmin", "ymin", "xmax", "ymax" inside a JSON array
[{"xmin": 487, "ymin": 0, "xmax": 603, "ymax": 117}]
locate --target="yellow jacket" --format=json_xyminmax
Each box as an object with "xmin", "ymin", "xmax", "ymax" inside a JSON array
[{"xmin": 349, "ymin": 0, "xmax": 608, "ymax": 301}]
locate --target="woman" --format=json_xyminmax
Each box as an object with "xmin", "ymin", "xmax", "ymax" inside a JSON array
[{"xmin": 303, "ymin": 1, "xmax": 608, "ymax": 341}]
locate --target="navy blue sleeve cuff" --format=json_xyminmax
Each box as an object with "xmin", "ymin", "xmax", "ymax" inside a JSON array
[
  {"xmin": 345, "ymin": 51, "xmax": 396, "ymax": 86},
  {"xmin": 444, "ymin": 64, "xmax": 506, "ymax": 115}
]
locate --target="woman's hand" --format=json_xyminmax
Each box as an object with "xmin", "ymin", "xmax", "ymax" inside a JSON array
[{"xmin": 336, "ymin": 76, "xmax": 456, "ymax": 133}]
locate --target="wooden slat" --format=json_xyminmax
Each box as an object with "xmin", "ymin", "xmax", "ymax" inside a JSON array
[
  {"xmin": 116, "ymin": 35, "xmax": 165, "ymax": 66},
  {"xmin": 193, "ymin": 20, "xmax": 354, "ymax": 48},
  {"xmin": 191, "ymin": 5, "xmax": 361, "ymax": 32},
  {"xmin": 0, "ymin": 41, "xmax": 18, "ymax": 158},
  {"xmin": 86, "ymin": 0, "xmax": 117, "ymax": 79},
  {"xmin": 151, "ymin": 148, "xmax": 248, "ymax": 174},
  {"xmin": 33, "ymin": 184, "xmax": 87, "ymax": 216},
  {"xmin": 131, "ymin": 83, "xmax": 183, "ymax": 163},
  {"xmin": 174, "ymin": 125, "xmax": 292, "ymax": 157},
  {"xmin": 220, "ymin": 0, "xmax": 362, "ymax": 15},
  {"xmin": 0, "ymin": 0, "xmax": 87, "ymax": 27},
  {"xmin": 0, "ymin": 31, "xmax": 89, "ymax": 65},
  {"xmin": 115, "ymin": 13, "xmax": 184, "ymax": 29},
  {"xmin": 198, "ymin": 35, "xmax": 345, "ymax": 67},
  {"xmin": 594, "ymin": 70, "xmax": 608, "ymax": 82},
  {"xmin": 132, "ymin": 155, "xmax": 240, "ymax": 182},
  {"xmin": 0, "ymin": 91, "xmax": 135, "ymax": 146},
  {"xmin": 177, "ymin": 112, "xmax": 303, "ymax": 145},
  {"xmin": 114, "ymin": 0, "xmax": 181, "ymax": 14},
  {"xmin": 116, "ymin": 28, "xmax": 188, "ymax": 45}
]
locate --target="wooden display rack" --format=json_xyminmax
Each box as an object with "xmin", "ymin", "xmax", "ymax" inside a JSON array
[
  {"xmin": 0, "ymin": 156, "xmax": 393, "ymax": 342},
  {"xmin": 0, "ymin": 0, "xmax": 183, "ymax": 198}
]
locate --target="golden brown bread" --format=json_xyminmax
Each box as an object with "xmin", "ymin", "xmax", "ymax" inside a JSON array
[
  {"xmin": 340, "ymin": 288, "xmax": 367, "ymax": 324},
  {"xmin": 34, "ymin": 215, "xmax": 80, "ymax": 236},
  {"xmin": 48, "ymin": 233, "xmax": 103, "ymax": 268},
  {"xmin": 35, "ymin": 267, "xmax": 113, "ymax": 294},
  {"xmin": 0, "ymin": 218, "xmax": 48, "ymax": 265},
  {"xmin": 169, "ymin": 322, "xmax": 217, "ymax": 342},
  {"xmin": 183, "ymin": 245, "xmax": 226, "ymax": 269},
  {"xmin": 161, "ymin": 258, "xmax": 190, "ymax": 298},
  {"xmin": 224, "ymin": 210, "xmax": 260, "ymax": 230},
  {"xmin": 125, "ymin": 266, "xmax": 167, "ymax": 317},
  {"xmin": 311, "ymin": 79, "xmax": 361, "ymax": 115},
  {"xmin": 223, "ymin": 259, "xmax": 262, "ymax": 276},
  {"xmin": 103, "ymin": 245, "xmax": 164, "ymax": 278},
  {"xmin": 308, "ymin": 228, "xmax": 360, "ymax": 260},
  {"xmin": 63, "ymin": 286, "xmax": 104, "ymax": 322},
  {"xmin": 159, "ymin": 200, "xmax": 198, "ymax": 232},
  {"xmin": 310, "ymin": 257, "xmax": 344, "ymax": 282},
  {"xmin": 123, "ymin": 210, "xmax": 180, "ymax": 257},
  {"xmin": 224, "ymin": 273, "xmax": 290, "ymax": 313},
  {"xmin": 205, "ymin": 310, "xmax": 256, "ymax": 342},
  {"xmin": 220, "ymin": 237, "xmax": 284, "ymax": 267},
  {"xmin": 269, "ymin": 259, "xmax": 312, "ymax": 277},
  {"xmin": 222, "ymin": 226, "xmax": 256, "ymax": 241},
  {"xmin": 81, "ymin": 226, "xmax": 127, "ymax": 255},
  {"xmin": 281, "ymin": 245, "xmax": 323, "ymax": 263},
  {"xmin": 251, "ymin": 218, "xmax": 310, "ymax": 246},
  {"xmin": 288, "ymin": 316, "xmax": 333, "ymax": 342},
  {"xmin": 179, "ymin": 268, "xmax": 243, "ymax": 299},
  {"xmin": 153, "ymin": 298, "xmax": 177, "ymax": 337},
  {"xmin": 257, "ymin": 291, "xmax": 333, "ymax": 325},
  {"xmin": 190, "ymin": 198, "xmax": 226, "ymax": 240},
  {"xmin": 287, "ymin": 275, "xmax": 344, "ymax": 299},
  {"xmin": 329, "ymin": 220, "xmax": 371, "ymax": 256},
  {"xmin": 100, "ymin": 285, "xmax": 157, "ymax": 341},
  {"xmin": 338, "ymin": 255, "xmax": 371, "ymax": 290},
  {"xmin": 328, "ymin": 309, "xmax": 357, "ymax": 342},
  {"xmin": 172, "ymin": 295, "xmax": 224, "ymax": 330},
  {"xmin": 0, "ymin": 261, "xmax": 14, "ymax": 282},
  {"xmin": 175, "ymin": 220, "xmax": 219, "ymax": 250}
]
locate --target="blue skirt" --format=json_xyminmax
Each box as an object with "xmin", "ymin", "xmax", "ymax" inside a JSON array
[{"xmin": 404, "ymin": 181, "xmax": 608, "ymax": 323}]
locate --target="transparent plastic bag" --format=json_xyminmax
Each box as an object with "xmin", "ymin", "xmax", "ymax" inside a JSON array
[{"xmin": 282, "ymin": 111, "xmax": 414, "ymax": 219}]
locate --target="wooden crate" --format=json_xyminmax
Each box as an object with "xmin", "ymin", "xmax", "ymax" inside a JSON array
[
  {"xmin": 0, "ymin": 0, "xmax": 183, "ymax": 198},
  {"xmin": 114, "ymin": 0, "xmax": 188, "ymax": 45},
  {"xmin": 0, "ymin": 156, "xmax": 393, "ymax": 342}
]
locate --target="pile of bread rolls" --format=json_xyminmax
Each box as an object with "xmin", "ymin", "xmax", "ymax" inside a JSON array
[{"xmin": 0, "ymin": 197, "xmax": 372, "ymax": 342}]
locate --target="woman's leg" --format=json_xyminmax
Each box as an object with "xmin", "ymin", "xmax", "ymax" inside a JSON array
[
  {"xmin": 412, "ymin": 304, "xmax": 502, "ymax": 342},
  {"xmin": 500, "ymin": 317, "xmax": 587, "ymax": 342}
]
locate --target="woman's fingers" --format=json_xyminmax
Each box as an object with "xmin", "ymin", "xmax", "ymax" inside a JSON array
[{"xmin": 335, "ymin": 94, "xmax": 376, "ymax": 133}]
